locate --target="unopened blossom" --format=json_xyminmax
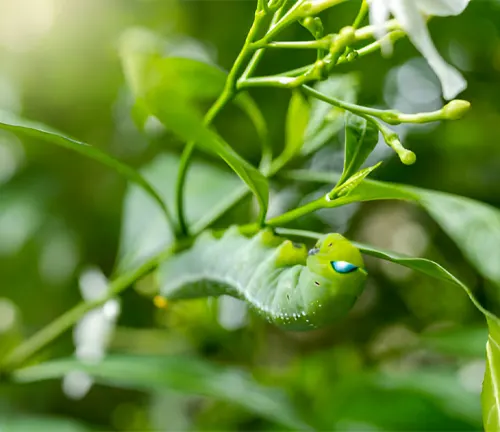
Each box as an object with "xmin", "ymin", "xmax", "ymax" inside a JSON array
[{"xmin": 368, "ymin": 0, "xmax": 470, "ymax": 100}]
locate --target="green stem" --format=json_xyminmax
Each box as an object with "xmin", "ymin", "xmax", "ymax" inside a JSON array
[
  {"xmin": 241, "ymin": 6, "xmax": 286, "ymax": 82},
  {"xmin": 269, "ymin": 29, "xmax": 405, "ymax": 78},
  {"xmin": 0, "ymin": 246, "xmax": 176, "ymax": 372},
  {"xmin": 266, "ymin": 197, "xmax": 326, "ymax": 226},
  {"xmin": 254, "ymin": 39, "xmax": 331, "ymax": 50},
  {"xmin": 175, "ymin": 10, "xmax": 267, "ymax": 237},
  {"xmin": 301, "ymin": 85, "xmax": 399, "ymax": 120},
  {"xmin": 352, "ymin": 0, "xmax": 369, "ymax": 29},
  {"xmin": 354, "ymin": 19, "xmax": 400, "ymax": 40}
]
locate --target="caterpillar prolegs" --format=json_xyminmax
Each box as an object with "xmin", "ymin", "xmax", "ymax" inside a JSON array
[{"xmin": 157, "ymin": 227, "xmax": 367, "ymax": 330}]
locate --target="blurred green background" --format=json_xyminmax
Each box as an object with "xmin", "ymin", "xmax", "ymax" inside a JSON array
[{"xmin": 1, "ymin": 0, "xmax": 500, "ymax": 430}]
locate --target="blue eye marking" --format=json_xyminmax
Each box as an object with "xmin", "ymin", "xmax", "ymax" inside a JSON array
[{"xmin": 331, "ymin": 261, "xmax": 358, "ymax": 274}]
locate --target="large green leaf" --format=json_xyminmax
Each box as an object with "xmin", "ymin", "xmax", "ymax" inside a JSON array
[
  {"xmin": 279, "ymin": 227, "xmax": 499, "ymax": 429},
  {"xmin": 371, "ymin": 369, "xmax": 482, "ymax": 427},
  {"xmin": 141, "ymin": 57, "xmax": 268, "ymax": 222},
  {"xmin": 420, "ymin": 325, "xmax": 488, "ymax": 358},
  {"xmin": 355, "ymin": 242, "xmax": 493, "ymax": 320},
  {"xmin": 118, "ymin": 153, "xmax": 241, "ymax": 272},
  {"xmin": 356, "ymin": 243, "xmax": 500, "ymax": 431},
  {"xmin": 12, "ymin": 355, "xmax": 311, "ymax": 431},
  {"xmin": 483, "ymin": 318, "xmax": 500, "ymax": 431},
  {"xmin": 0, "ymin": 415, "xmax": 88, "ymax": 432},
  {"xmin": 285, "ymin": 169, "xmax": 500, "ymax": 288},
  {"xmin": 338, "ymin": 112, "xmax": 379, "ymax": 185},
  {"xmin": 301, "ymin": 74, "xmax": 359, "ymax": 157},
  {"xmin": 120, "ymin": 30, "xmax": 270, "ymax": 201},
  {"xmin": 285, "ymin": 91, "xmax": 310, "ymax": 160},
  {"xmin": 0, "ymin": 112, "xmax": 174, "ymax": 228}
]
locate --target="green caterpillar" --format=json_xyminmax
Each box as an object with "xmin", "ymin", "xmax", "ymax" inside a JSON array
[{"xmin": 157, "ymin": 227, "xmax": 367, "ymax": 330}]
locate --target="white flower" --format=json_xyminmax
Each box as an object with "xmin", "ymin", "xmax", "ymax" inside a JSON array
[
  {"xmin": 62, "ymin": 267, "xmax": 120, "ymax": 400},
  {"xmin": 368, "ymin": 0, "xmax": 470, "ymax": 100}
]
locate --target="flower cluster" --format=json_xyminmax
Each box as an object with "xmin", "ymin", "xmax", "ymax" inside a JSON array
[{"xmin": 368, "ymin": 0, "xmax": 470, "ymax": 100}]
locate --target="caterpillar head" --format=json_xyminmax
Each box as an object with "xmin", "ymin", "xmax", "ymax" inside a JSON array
[{"xmin": 304, "ymin": 233, "xmax": 367, "ymax": 326}]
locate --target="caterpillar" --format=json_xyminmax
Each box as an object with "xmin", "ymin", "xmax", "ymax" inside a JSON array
[{"xmin": 157, "ymin": 227, "xmax": 367, "ymax": 330}]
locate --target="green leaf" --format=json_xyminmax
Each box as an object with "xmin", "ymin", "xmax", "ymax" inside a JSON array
[
  {"xmin": 234, "ymin": 93, "xmax": 271, "ymax": 170},
  {"xmin": 141, "ymin": 57, "xmax": 268, "ymax": 223},
  {"xmin": 355, "ymin": 242, "xmax": 500, "ymax": 431},
  {"xmin": 120, "ymin": 29, "xmax": 270, "ymax": 171},
  {"xmin": 284, "ymin": 169, "xmax": 500, "ymax": 288},
  {"xmin": 0, "ymin": 112, "xmax": 174, "ymax": 230},
  {"xmin": 301, "ymin": 74, "xmax": 359, "ymax": 157},
  {"xmin": 417, "ymin": 191, "xmax": 500, "ymax": 287},
  {"xmin": 270, "ymin": 90, "xmax": 311, "ymax": 173},
  {"xmin": 118, "ymin": 153, "xmax": 241, "ymax": 272},
  {"xmin": 12, "ymin": 355, "xmax": 311, "ymax": 431},
  {"xmin": 338, "ymin": 112, "xmax": 379, "ymax": 185},
  {"xmin": 283, "ymin": 170, "xmax": 417, "ymax": 206},
  {"xmin": 420, "ymin": 326, "xmax": 488, "ymax": 358},
  {"xmin": 0, "ymin": 415, "xmax": 88, "ymax": 432},
  {"xmin": 332, "ymin": 162, "xmax": 382, "ymax": 199},
  {"xmin": 483, "ymin": 318, "xmax": 500, "ymax": 431},
  {"xmin": 285, "ymin": 90, "xmax": 310, "ymax": 160},
  {"xmin": 372, "ymin": 369, "xmax": 482, "ymax": 426},
  {"xmin": 355, "ymin": 242, "xmax": 493, "ymax": 320}
]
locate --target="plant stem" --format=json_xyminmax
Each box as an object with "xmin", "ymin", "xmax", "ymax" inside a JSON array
[
  {"xmin": 0, "ymin": 246, "xmax": 176, "ymax": 372},
  {"xmin": 241, "ymin": 6, "xmax": 286, "ymax": 82},
  {"xmin": 267, "ymin": 197, "xmax": 327, "ymax": 226},
  {"xmin": 254, "ymin": 39, "xmax": 331, "ymax": 50},
  {"xmin": 352, "ymin": 0, "xmax": 369, "ymax": 29},
  {"xmin": 354, "ymin": 19, "xmax": 400, "ymax": 40},
  {"xmin": 175, "ymin": 10, "xmax": 267, "ymax": 237}
]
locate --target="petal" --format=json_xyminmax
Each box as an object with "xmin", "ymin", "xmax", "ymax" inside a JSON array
[
  {"xmin": 368, "ymin": 0, "xmax": 392, "ymax": 55},
  {"xmin": 416, "ymin": 0, "xmax": 470, "ymax": 17},
  {"xmin": 389, "ymin": 0, "xmax": 467, "ymax": 99}
]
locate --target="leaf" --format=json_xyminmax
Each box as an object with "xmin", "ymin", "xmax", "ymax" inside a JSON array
[
  {"xmin": 372, "ymin": 369, "xmax": 482, "ymax": 426},
  {"xmin": 120, "ymin": 29, "xmax": 270, "ymax": 171},
  {"xmin": 234, "ymin": 93, "xmax": 271, "ymax": 170},
  {"xmin": 301, "ymin": 74, "xmax": 359, "ymax": 157},
  {"xmin": 120, "ymin": 38, "xmax": 270, "ymax": 224},
  {"xmin": 355, "ymin": 242, "xmax": 493, "ymax": 320},
  {"xmin": 355, "ymin": 242, "xmax": 500, "ymax": 430},
  {"xmin": 12, "ymin": 355, "xmax": 311, "ymax": 431},
  {"xmin": 284, "ymin": 169, "xmax": 417, "ymax": 206},
  {"xmin": 141, "ymin": 57, "xmax": 268, "ymax": 223},
  {"xmin": 417, "ymin": 191, "xmax": 500, "ymax": 286},
  {"xmin": 483, "ymin": 318, "xmax": 500, "ymax": 431},
  {"xmin": 332, "ymin": 162, "xmax": 382, "ymax": 199},
  {"xmin": 420, "ymin": 326, "xmax": 488, "ymax": 358},
  {"xmin": 285, "ymin": 91, "xmax": 310, "ymax": 160},
  {"xmin": 118, "ymin": 153, "xmax": 241, "ymax": 272},
  {"xmin": 338, "ymin": 112, "xmax": 379, "ymax": 185},
  {"xmin": 0, "ymin": 112, "xmax": 174, "ymax": 229},
  {"xmin": 284, "ymin": 169, "xmax": 500, "ymax": 288},
  {"xmin": 0, "ymin": 415, "xmax": 88, "ymax": 432},
  {"xmin": 270, "ymin": 90, "xmax": 311, "ymax": 173}
]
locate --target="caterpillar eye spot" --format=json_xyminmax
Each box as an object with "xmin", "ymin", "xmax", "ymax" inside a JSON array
[
  {"xmin": 328, "ymin": 243, "xmax": 333, "ymax": 247},
  {"xmin": 331, "ymin": 261, "xmax": 358, "ymax": 274},
  {"xmin": 308, "ymin": 247, "xmax": 320, "ymax": 256},
  {"xmin": 314, "ymin": 281, "xmax": 320, "ymax": 286}
]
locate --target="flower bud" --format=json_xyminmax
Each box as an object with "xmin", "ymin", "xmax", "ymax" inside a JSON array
[
  {"xmin": 299, "ymin": 0, "xmax": 344, "ymax": 17},
  {"xmin": 387, "ymin": 135, "xmax": 416, "ymax": 165},
  {"xmin": 300, "ymin": 16, "xmax": 324, "ymax": 38},
  {"xmin": 441, "ymin": 99, "xmax": 471, "ymax": 120},
  {"xmin": 399, "ymin": 149, "xmax": 417, "ymax": 165}
]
